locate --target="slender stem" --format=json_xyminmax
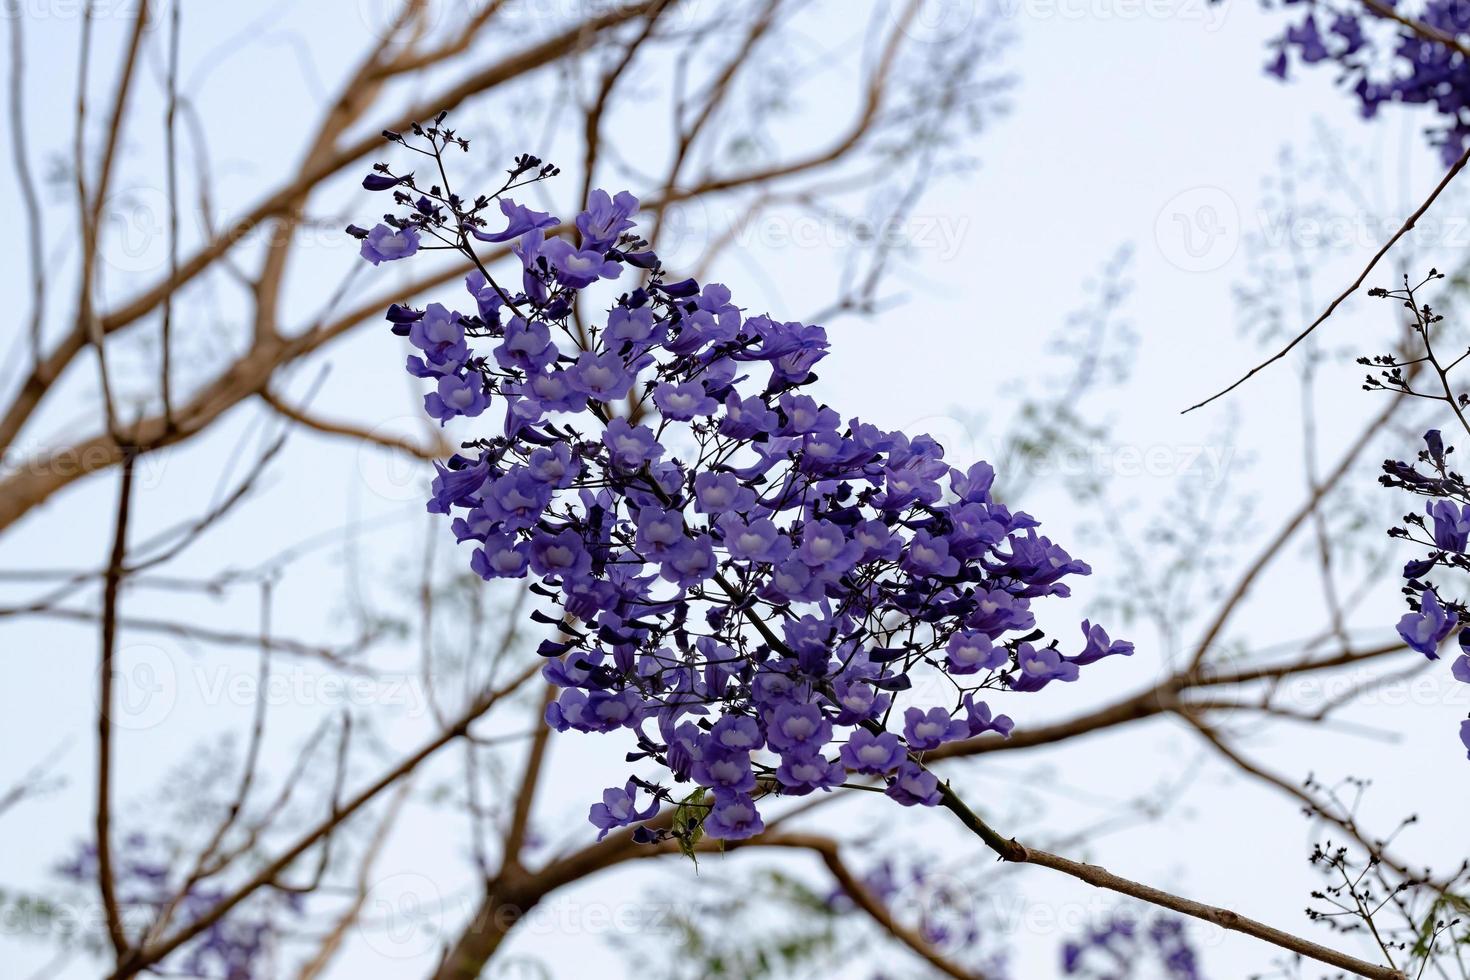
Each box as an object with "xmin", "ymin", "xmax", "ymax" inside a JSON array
[{"xmin": 1184, "ymin": 141, "xmax": 1470, "ymax": 414}]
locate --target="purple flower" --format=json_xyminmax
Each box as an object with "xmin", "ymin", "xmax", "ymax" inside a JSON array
[
  {"xmin": 660, "ymin": 535, "xmax": 716, "ymax": 589},
  {"xmin": 471, "ymin": 198, "xmax": 558, "ymax": 243},
  {"xmin": 424, "ymin": 372, "xmax": 488, "ymax": 423},
  {"xmin": 776, "ymin": 752, "xmax": 846, "ymax": 795},
  {"xmin": 831, "ymin": 677, "xmax": 890, "ymax": 725},
  {"xmin": 703, "ymin": 790, "xmax": 765, "ymax": 841},
  {"xmin": 987, "ymin": 531, "xmax": 1091, "ymax": 598},
  {"xmin": 962, "ymin": 694, "xmax": 1014, "ymax": 738},
  {"xmin": 602, "ymin": 417, "xmax": 664, "ymax": 469},
  {"xmin": 636, "ymin": 507, "xmax": 685, "ymax": 559},
  {"xmin": 902, "ymin": 529, "xmax": 961, "ymax": 578},
  {"xmin": 495, "ymin": 317, "xmax": 559, "ymax": 373},
  {"xmin": 886, "ymin": 760, "xmax": 941, "ymax": 807},
  {"xmin": 360, "ymin": 223, "xmax": 420, "ymax": 264},
  {"xmin": 548, "ymin": 688, "xmax": 641, "ymax": 733},
  {"xmin": 767, "ymin": 703, "xmax": 832, "ymax": 753},
  {"xmin": 607, "ymin": 305, "xmax": 660, "ymax": 346},
  {"xmin": 966, "ymin": 588, "xmax": 1034, "ymax": 636},
  {"xmin": 576, "ymin": 189, "xmax": 639, "ymax": 251},
  {"xmin": 653, "ymin": 381, "xmax": 719, "ymax": 420},
  {"xmin": 902, "ymin": 707, "xmax": 968, "ymax": 751},
  {"xmin": 362, "ymin": 172, "xmax": 408, "ymax": 192},
  {"xmin": 796, "ymin": 520, "xmax": 861, "ymax": 570},
  {"xmin": 568, "ymin": 350, "xmax": 635, "ymax": 401},
  {"xmin": 529, "ymin": 529, "xmax": 592, "ymax": 581},
  {"xmin": 471, "ymin": 532, "xmax": 530, "ymax": 579},
  {"xmin": 693, "ymin": 471, "xmax": 757, "ymax": 515},
  {"xmin": 541, "ymin": 237, "xmax": 623, "ymax": 288},
  {"xmin": 482, "ymin": 469, "xmax": 552, "ymax": 531},
  {"xmin": 840, "ymin": 729, "xmax": 905, "ymax": 775},
  {"xmin": 360, "ymin": 139, "xmax": 1128, "ymax": 839},
  {"xmin": 526, "ymin": 443, "xmax": 580, "ymax": 487},
  {"xmin": 1071, "ymin": 620, "xmax": 1135, "ymax": 665},
  {"xmin": 691, "ymin": 748, "xmax": 757, "ymax": 793},
  {"xmin": 720, "ymin": 393, "xmax": 779, "ymax": 439},
  {"xmin": 588, "ymin": 780, "xmax": 659, "ymax": 840},
  {"xmin": 719, "ymin": 513, "xmax": 791, "ymax": 564},
  {"xmin": 408, "ymin": 303, "xmax": 468, "ymax": 369},
  {"xmin": 1454, "ymin": 655, "xmax": 1470, "ymax": 684},
  {"xmin": 765, "ymin": 559, "xmax": 819, "ymax": 603},
  {"xmin": 1461, "ymin": 719, "xmax": 1470, "ymax": 760},
  {"xmin": 1286, "ymin": 13, "xmax": 1329, "ymax": 62},
  {"xmin": 1426, "ymin": 429, "xmax": 1446, "ymax": 463},
  {"xmin": 1009, "ymin": 642, "xmax": 1081, "ymax": 692},
  {"xmin": 518, "ymin": 368, "xmax": 583, "ymax": 414},
  {"xmin": 1398, "ymin": 588, "xmax": 1455, "ymax": 658},
  {"xmin": 946, "ymin": 630, "xmax": 1006, "ymax": 674},
  {"xmin": 778, "ymin": 394, "xmax": 840, "ymax": 435},
  {"xmin": 852, "ymin": 519, "xmax": 901, "ymax": 561},
  {"xmin": 709, "ymin": 715, "xmax": 763, "ymax": 753},
  {"xmin": 1429, "ymin": 500, "xmax": 1470, "ymax": 552},
  {"xmin": 951, "ymin": 461, "xmax": 996, "ymax": 502}
]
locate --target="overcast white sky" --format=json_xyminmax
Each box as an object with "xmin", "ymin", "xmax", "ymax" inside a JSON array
[{"xmin": 3, "ymin": 2, "xmax": 1469, "ymax": 978}]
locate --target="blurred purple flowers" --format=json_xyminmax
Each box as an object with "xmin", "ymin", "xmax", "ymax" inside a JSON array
[{"xmin": 1262, "ymin": 0, "xmax": 1470, "ymax": 164}]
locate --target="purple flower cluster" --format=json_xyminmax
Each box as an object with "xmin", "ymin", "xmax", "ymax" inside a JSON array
[
  {"xmin": 56, "ymin": 835, "xmax": 299, "ymax": 979},
  {"xmin": 1061, "ymin": 913, "xmax": 1204, "ymax": 980},
  {"xmin": 1384, "ymin": 428, "xmax": 1470, "ymax": 758},
  {"xmin": 356, "ymin": 119, "xmax": 1132, "ymax": 843},
  {"xmin": 1259, "ymin": 0, "xmax": 1470, "ymax": 164}
]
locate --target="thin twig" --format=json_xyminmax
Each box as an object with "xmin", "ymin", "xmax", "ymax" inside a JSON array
[{"xmin": 1184, "ymin": 144, "xmax": 1470, "ymax": 414}]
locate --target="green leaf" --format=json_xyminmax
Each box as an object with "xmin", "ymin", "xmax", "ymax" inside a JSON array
[{"xmin": 672, "ymin": 788, "xmax": 711, "ymax": 868}]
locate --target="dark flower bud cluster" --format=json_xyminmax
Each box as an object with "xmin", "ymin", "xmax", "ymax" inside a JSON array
[{"xmin": 353, "ymin": 117, "xmax": 1133, "ymax": 843}]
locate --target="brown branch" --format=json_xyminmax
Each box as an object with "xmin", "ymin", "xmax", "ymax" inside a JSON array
[
  {"xmin": 928, "ymin": 780, "xmax": 1406, "ymax": 980},
  {"xmin": 579, "ymin": 0, "xmax": 675, "ymax": 205},
  {"xmin": 98, "ymin": 0, "xmax": 658, "ymax": 338},
  {"xmin": 20, "ymin": 607, "xmax": 377, "ymax": 670},
  {"xmin": 259, "ymin": 388, "xmax": 446, "ymax": 461},
  {"xmin": 722, "ymin": 833, "xmax": 988, "ymax": 980},
  {"xmin": 0, "ymin": 740, "xmax": 69, "ymax": 822},
  {"xmin": 374, "ymin": 1, "xmax": 508, "ymax": 76},
  {"xmin": 922, "ymin": 636, "xmax": 1407, "ymax": 763},
  {"xmin": 0, "ymin": 1, "xmax": 655, "ymax": 460},
  {"xmin": 499, "ymin": 683, "xmax": 558, "ymax": 871},
  {"xmin": 1027, "ymin": 847, "xmax": 1403, "ymax": 979},
  {"xmin": 78, "ymin": 0, "xmax": 152, "ymax": 438},
  {"xmin": 96, "ymin": 447, "xmax": 138, "ymax": 959}
]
